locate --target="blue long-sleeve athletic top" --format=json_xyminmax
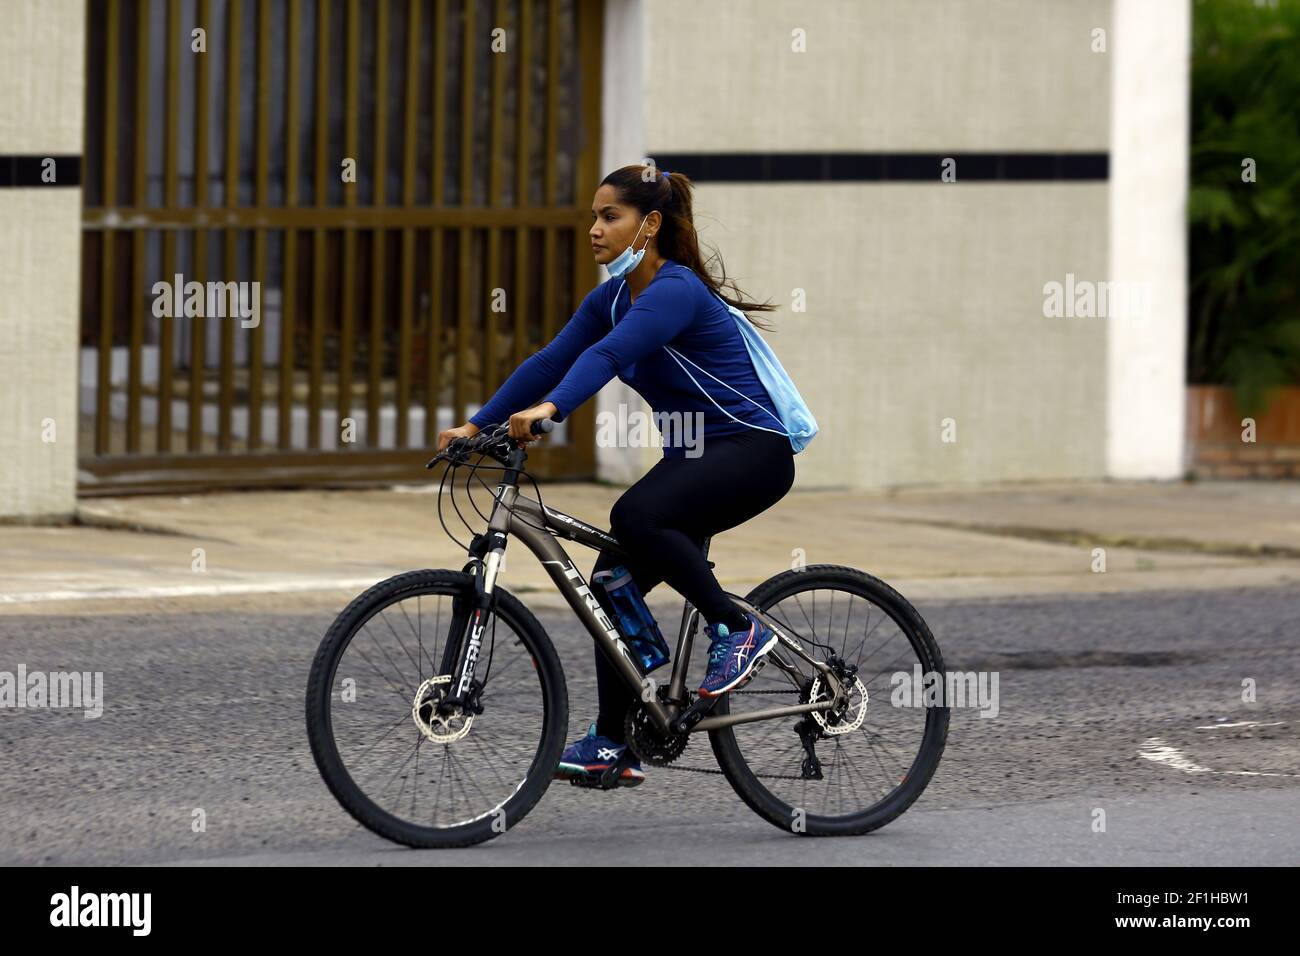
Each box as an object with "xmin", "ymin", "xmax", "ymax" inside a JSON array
[{"xmin": 468, "ymin": 261, "xmax": 784, "ymax": 459}]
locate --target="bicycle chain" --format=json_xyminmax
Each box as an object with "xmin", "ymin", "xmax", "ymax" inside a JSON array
[{"xmin": 628, "ymin": 688, "xmax": 814, "ymax": 781}]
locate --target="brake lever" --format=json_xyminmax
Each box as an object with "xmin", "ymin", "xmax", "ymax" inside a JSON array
[
  {"xmin": 426, "ymin": 436, "xmax": 475, "ymax": 469},
  {"xmin": 426, "ymin": 421, "xmax": 538, "ymax": 469}
]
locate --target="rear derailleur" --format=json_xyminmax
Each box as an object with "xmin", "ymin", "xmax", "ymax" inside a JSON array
[{"xmin": 793, "ymin": 655, "xmax": 860, "ymax": 780}]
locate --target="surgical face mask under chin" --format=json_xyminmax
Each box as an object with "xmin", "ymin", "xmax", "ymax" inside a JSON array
[{"xmin": 604, "ymin": 215, "xmax": 650, "ymax": 279}]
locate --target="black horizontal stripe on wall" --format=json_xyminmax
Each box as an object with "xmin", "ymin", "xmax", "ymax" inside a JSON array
[
  {"xmin": 0, "ymin": 155, "xmax": 82, "ymax": 187},
  {"xmin": 651, "ymin": 152, "xmax": 1108, "ymax": 182}
]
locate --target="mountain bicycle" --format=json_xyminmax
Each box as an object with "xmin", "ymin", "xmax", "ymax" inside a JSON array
[{"xmin": 306, "ymin": 420, "xmax": 949, "ymax": 848}]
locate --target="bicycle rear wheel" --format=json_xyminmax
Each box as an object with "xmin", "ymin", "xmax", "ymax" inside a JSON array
[
  {"xmin": 306, "ymin": 569, "xmax": 568, "ymax": 848},
  {"xmin": 709, "ymin": 565, "xmax": 949, "ymax": 836}
]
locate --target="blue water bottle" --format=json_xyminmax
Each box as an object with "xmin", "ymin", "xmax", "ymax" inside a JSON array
[{"xmin": 592, "ymin": 565, "xmax": 671, "ymax": 673}]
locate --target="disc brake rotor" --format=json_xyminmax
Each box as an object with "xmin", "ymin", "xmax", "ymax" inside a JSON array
[
  {"xmin": 808, "ymin": 674, "xmax": 868, "ymax": 735},
  {"xmin": 412, "ymin": 675, "xmax": 474, "ymax": 743}
]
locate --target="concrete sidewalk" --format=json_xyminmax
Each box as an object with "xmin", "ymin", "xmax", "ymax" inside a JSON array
[{"xmin": 1, "ymin": 479, "xmax": 1298, "ymax": 615}]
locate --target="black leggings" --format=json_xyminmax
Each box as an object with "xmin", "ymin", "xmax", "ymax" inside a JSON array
[{"xmin": 590, "ymin": 427, "xmax": 796, "ymax": 741}]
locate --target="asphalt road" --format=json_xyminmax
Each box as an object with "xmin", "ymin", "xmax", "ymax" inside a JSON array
[{"xmin": 1, "ymin": 586, "xmax": 1296, "ymax": 865}]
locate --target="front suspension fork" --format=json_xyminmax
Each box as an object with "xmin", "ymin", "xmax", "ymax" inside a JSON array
[{"xmin": 439, "ymin": 530, "xmax": 507, "ymax": 711}]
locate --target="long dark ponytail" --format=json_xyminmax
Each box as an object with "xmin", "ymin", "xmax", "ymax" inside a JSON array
[{"xmin": 599, "ymin": 164, "xmax": 778, "ymax": 332}]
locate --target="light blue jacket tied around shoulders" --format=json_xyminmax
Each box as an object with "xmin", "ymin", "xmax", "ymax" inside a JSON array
[{"xmin": 659, "ymin": 288, "xmax": 819, "ymax": 455}]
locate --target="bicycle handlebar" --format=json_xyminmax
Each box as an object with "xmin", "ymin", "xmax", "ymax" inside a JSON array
[{"xmin": 426, "ymin": 417, "xmax": 554, "ymax": 470}]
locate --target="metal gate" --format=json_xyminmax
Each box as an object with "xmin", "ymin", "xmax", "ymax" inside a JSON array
[{"xmin": 80, "ymin": 0, "xmax": 602, "ymax": 493}]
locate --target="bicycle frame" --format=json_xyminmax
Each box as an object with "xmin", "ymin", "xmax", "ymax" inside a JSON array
[{"xmin": 450, "ymin": 446, "xmax": 842, "ymax": 737}]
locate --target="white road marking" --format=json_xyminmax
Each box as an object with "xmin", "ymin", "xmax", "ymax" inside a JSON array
[
  {"xmin": 1138, "ymin": 736, "xmax": 1299, "ymax": 778},
  {"xmin": 1195, "ymin": 721, "xmax": 1285, "ymax": 730}
]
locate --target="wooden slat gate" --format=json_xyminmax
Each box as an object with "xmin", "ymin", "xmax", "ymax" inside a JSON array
[{"xmin": 80, "ymin": 0, "xmax": 602, "ymax": 493}]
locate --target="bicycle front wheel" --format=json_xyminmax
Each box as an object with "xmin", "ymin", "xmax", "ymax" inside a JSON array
[
  {"xmin": 306, "ymin": 569, "xmax": 568, "ymax": 848},
  {"xmin": 708, "ymin": 565, "xmax": 949, "ymax": 836}
]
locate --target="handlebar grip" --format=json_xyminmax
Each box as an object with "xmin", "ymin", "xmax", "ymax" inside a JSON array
[{"xmin": 530, "ymin": 418, "xmax": 555, "ymax": 436}]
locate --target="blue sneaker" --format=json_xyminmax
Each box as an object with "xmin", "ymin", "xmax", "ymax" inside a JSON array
[
  {"xmin": 554, "ymin": 722, "xmax": 645, "ymax": 787},
  {"xmin": 699, "ymin": 612, "xmax": 778, "ymax": 698}
]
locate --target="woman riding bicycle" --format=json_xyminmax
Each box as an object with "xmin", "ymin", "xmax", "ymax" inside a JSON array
[{"xmin": 435, "ymin": 164, "xmax": 814, "ymax": 787}]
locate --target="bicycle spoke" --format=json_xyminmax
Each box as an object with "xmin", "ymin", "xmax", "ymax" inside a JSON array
[
  {"xmin": 370, "ymin": 736, "xmax": 422, "ymax": 800},
  {"xmin": 432, "ymin": 597, "xmax": 442, "ymax": 672},
  {"xmin": 790, "ymin": 592, "xmax": 821, "ymax": 648},
  {"xmin": 351, "ymin": 630, "xmax": 416, "ymax": 707},
  {"xmin": 853, "ymin": 619, "xmax": 901, "ymax": 674},
  {"xmin": 381, "ymin": 604, "xmax": 424, "ymax": 679},
  {"xmin": 412, "ymin": 735, "xmax": 420, "ymax": 819},
  {"xmin": 842, "ymin": 593, "xmax": 854, "ymax": 660},
  {"xmin": 479, "ymin": 642, "xmax": 530, "ymax": 689},
  {"xmin": 366, "ymin": 617, "xmax": 417, "ymax": 695},
  {"xmin": 859, "ymin": 727, "xmax": 906, "ymax": 784},
  {"xmin": 430, "ymin": 746, "xmax": 448, "ymax": 827},
  {"xmin": 449, "ymin": 744, "xmax": 495, "ymax": 810},
  {"xmin": 861, "ymin": 644, "xmax": 924, "ymax": 692},
  {"xmin": 840, "ymin": 741, "xmax": 890, "ymax": 798},
  {"xmin": 348, "ymin": 710, "xmax": 416, "ymax": 760},
  {"xmin": 466, "ymin": 732, "xmax": 515, "ymax": 793},
  {"xmin": 858, "ymin": 723, "xmax": 916, "ymax": 778}
]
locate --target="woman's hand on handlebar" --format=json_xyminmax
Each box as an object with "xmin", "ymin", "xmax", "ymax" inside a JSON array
[
  {"xmin": 436, "ymin": 422, "xmax": 480, "ymax": 453},
  {"xmin": 508, "ymin": 403, "xmax": 558, "ymax": 445}
]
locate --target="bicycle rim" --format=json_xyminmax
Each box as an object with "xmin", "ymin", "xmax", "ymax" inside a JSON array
[{"xmin": 308, "ymin": 572, "xmax": 560, "ymax": 844}]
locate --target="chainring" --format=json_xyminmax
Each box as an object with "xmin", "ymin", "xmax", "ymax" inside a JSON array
[{"xmin": 624, "ymin": 701, "xmax": 689, "ymax": 767}]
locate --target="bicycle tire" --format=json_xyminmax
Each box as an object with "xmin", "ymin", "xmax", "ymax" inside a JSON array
[
  {"xmin": 306, "ymin": 569, "xmax": 568, "ymax": 848},
  {"xmin": 708, "ymin": 564, "xmax": 949, "ymax": 837}
]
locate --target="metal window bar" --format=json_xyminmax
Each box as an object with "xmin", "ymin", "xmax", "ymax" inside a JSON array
[{"xmin": 79, "ymin": 0, "xmax": 601, "ymax": 494}]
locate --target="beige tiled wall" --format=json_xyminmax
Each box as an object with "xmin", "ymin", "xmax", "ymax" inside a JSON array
[
  {"xmin": 692, "ymin": 183, "xmax": 1110, "ymax": 486},
  {"xmin": 0, "ymin": 0, "xmax": 85, "ymax": 517},
  {"xmin": 648, "ymin": 0, "xmax": 1110, "ymax": 151},
  {"xmin": 603, "ymin": 0, "xmax": 1117, "ymax": 487}
]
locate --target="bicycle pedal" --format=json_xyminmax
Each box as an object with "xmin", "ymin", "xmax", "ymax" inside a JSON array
[
  {"xmin": 565, "ymin": 768, "xmax": 638, "ymax": 791},
  {"xmin": 735, "ymin": 658, "xmax": 767, "ymax": 689},
  {"xmin": 597, "ymin": 750, "xmax": 642, "ymax": 789},
  {"xmin": 596, "ymin": 768, "xmax": 623, "ymax": 790}
]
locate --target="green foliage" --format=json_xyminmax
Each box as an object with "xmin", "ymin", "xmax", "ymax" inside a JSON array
[{"xmin": 1188, "ymin": 0, "xmax": 1300, "ymax": 415}]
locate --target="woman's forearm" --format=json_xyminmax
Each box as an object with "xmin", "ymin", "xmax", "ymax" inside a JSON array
[
  {"xmin": 469, "ymin": 351, "xmax": 564, "ymax": 428},
  {"xmin": 467, "ymin": 301, "xmax": 605, "ymax": 428}
]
